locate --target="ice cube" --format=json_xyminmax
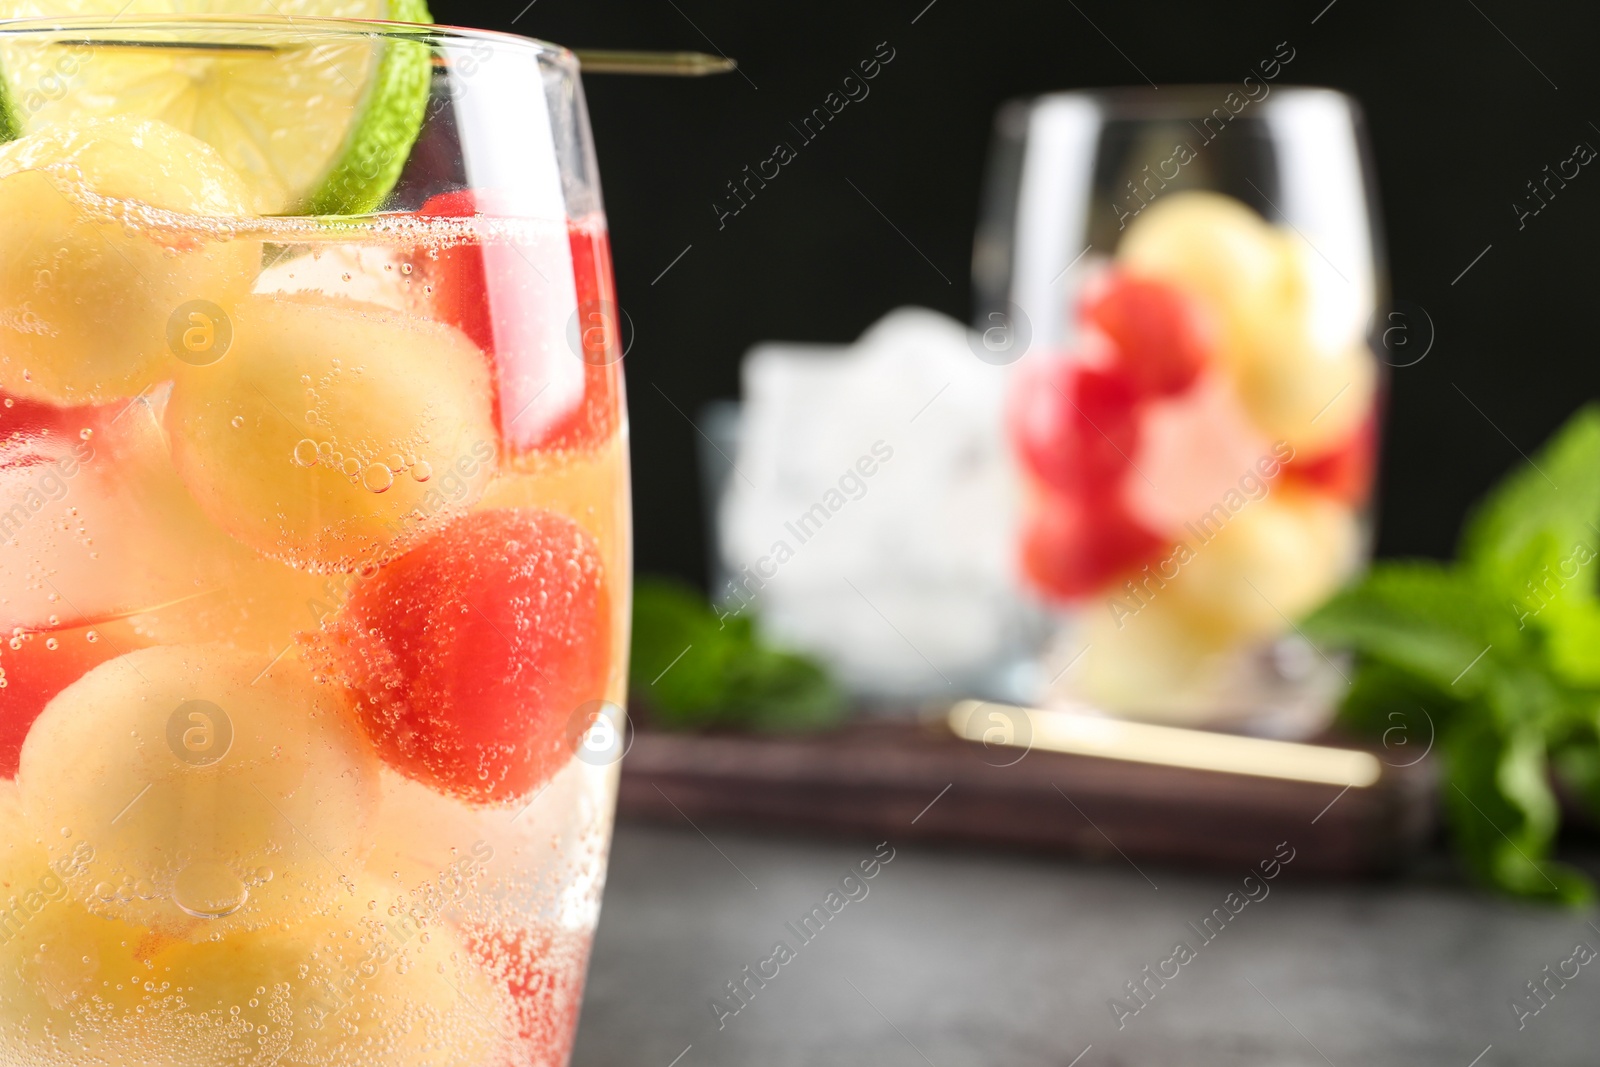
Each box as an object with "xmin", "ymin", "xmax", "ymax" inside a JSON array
[{"xmin": 717, "ymin": 308, "xmax": 1036, "ymax": 699}]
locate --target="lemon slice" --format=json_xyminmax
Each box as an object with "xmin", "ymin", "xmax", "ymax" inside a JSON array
[{"xmin": 0, "ymin": 0, "xmax": 433, "ymax": 214}]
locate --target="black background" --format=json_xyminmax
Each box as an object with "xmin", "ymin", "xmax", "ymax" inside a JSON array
[{"xmin": 434, "ymin": 0, "xmax": 1600, "ymax": 589}]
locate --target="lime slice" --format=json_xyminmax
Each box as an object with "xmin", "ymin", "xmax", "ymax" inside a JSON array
[{"xmin": 0, "ymin": 0, "xmax": 433, "ymax": 215}]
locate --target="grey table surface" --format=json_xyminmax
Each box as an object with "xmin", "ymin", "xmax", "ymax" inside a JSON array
[{"xmin": 571, "ymin": 822, "xmax": 1598, "ymax": 1067}]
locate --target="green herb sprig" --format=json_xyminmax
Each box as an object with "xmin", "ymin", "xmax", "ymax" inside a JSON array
[
  {"xmin": 628, "ymin": 577, "xmax": 847, "ymax": 733},
  {"xmin": 1306, "ymin": 404, "xmax": 1600, "ymax": 903}
]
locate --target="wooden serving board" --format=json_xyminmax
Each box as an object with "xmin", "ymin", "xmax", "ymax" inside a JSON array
[{"xmin": 616, "ymin": 719, "xmax": 1437, "ymax": 877}]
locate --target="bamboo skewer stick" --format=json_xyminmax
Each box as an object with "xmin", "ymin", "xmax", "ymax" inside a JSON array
[{"xmin": 573, "ymin": 49, "xmax": 736, "ymax": 75}]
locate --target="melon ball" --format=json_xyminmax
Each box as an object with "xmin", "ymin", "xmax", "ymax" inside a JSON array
[
  {"xmin": 15, "ymin": 644, "xmax": 380, "ymax": 939},
  {"xmin": 1164, "ymin": 490, "xmax": 1361, "ymax": 642},
  {"xmin": 1119, "ymin": 190, "xmax": 1379, "ymax": 456},
  {"xmin": 1065, "ymin": 595, "xmax": 1233, "ymax": 723},
  {"xmin": 138, "ymin": 886, "xmax": 511, "ymax": 1067},
  {"xmin": 313, "ymin": 509, "xmax": 609, "ymax": 806},
  {"xmin": 166, "ymin": 294, "xmax": 497, "ymax": 573},
  {"xmin": 477, "ymin": 437, "xmax": 638, "ymax": 708},
  {"xmin": 0, "ymin": 116, "xmax": 261, "ymax": 404},
  {"xmin": 122, "ymin": 550, "xmax": 342, "ymax": 663},
  {"xmin": 0, "ymin": 777, "xmax": 29, "ymax": 853},
  {"xmin": 1118, "ymin": 191, "xmax": 1298, "ymax": 363},
  {"xmin": 0, "ymin": 779, "xmax": 148, "ymax": 1064},
  {"xmin": 1233, "ymin": 309, "xmax": 1377, "ymax": 457},
  {"xmin": 0, "ymin": 903, "xmax": 148, "ymax": 1064}
]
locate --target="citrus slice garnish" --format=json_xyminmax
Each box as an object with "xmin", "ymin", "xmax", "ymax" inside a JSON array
[{"xmin": 0, "ymin": 0, "xmax": 433, "ymax": 214}]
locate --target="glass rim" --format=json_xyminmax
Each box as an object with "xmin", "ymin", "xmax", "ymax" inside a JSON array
[
  {"xmin": 0, "ymin": 13, "xmax": 574, "ymax": 69},
  {"xmin": 1016, "ymin": 84, "xmax": 1359, "ymax": 118}
]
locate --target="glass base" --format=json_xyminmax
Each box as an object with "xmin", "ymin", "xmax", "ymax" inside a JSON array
[{"xmin": 1033, "ymin": 621, "xmax": 1348, "ymax": 739}]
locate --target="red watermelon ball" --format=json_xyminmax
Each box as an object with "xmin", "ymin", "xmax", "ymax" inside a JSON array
[
  {"xmin": 0, "ymin": 622, "xmax": 132, "ymax": 778},
  {"xmin": 1081, "ymin": 270, "xmax": 1214, "ymax": 398},
  {"xmin": 1282, "ymin": 413, "xmax": 1379, "ymax": 504},
  {"xmin": 315, "ymin": 508, "xmax": 611, "ymax": 804},
  {"xmin": 1020, "ymin": 483, "xmax": 1168, "ymax": 602},
  {"xmin": 1010, "ymin": 354, "xmax": 1144, "ymax": 497},
  {"xmin": 414, "ymin": 191, "xmax": 618, "ymax": 455}
]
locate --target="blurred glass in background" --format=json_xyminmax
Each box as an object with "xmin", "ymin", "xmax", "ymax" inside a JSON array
[{"xmin": 704, "ymin": 87, "xmax": 1385, "ymax": 740}]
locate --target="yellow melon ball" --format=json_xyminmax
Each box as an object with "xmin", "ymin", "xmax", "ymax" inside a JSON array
[
  {"xmin": 1062, "ymin": 595, "xmax": 1234, "ymax": 723},
  {"xmin": 0, "ymin": 778, "xmax": 30, "ymax": 864},
  {"xmin": 0, "ymin": 778, "xmax": 149, "ymax": 1065},
  {"xmin": 16, "ymin": 644, "xmax": 380, "ymax": 940},
  {"xmin": 1164, "ymin": 490, "xmax": 1361, "ymax": 642},
  {"xmin": 0, "ymin": 116, "xmax": 261, "ymax": 404},
  {"xmin": 1118, "ymin": 191, "xmax": 1297, "ymax": 359},
  {"xmin": 121, "ymin": 553, "xmax": 339, "ymax": 663},
  {"xmin": 137, "ymin": 887, "xmax": 511, "ymax": 1067},
  {"xmin": 166, "ymin": 295, "xmax": 497, "ymax": 573},
  {"xmin": 0, "ymin": 906, "xmax": 149, "ymax": 1065},
  {"xmin": 1233, "ymin": 310, "xmax": 1377, "ymax": 457}
]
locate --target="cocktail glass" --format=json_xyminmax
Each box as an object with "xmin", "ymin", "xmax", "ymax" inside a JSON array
[
  {"xmin": 976, "ymin": 86, "xmax": 1381, "ymax": 733},
  {"xmin": 0, "ymin": 16, "xmax": 628, "ymax": 1067}
]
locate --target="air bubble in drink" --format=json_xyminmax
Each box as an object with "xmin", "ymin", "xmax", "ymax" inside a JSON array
[
  {"xmin": 173, "ymin": 861, "xmax": 249, "ymax": 919},
  {"xmin": 363, "ymin": 463, "xmax": 394, "ymax": 494}
]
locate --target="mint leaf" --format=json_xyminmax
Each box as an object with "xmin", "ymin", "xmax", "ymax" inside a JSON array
[
  {"xmin": 1553, "ymin": 717, "xmax": 1600, "ymax": 818},
  {"xmin": 628, "ymin": 577, "xmax": 846, "ymax": 733},
  {"xmin": 631, "ymin": 579, "xmax": 730, "ymax": 727},
  {"xmin": 1303, "ymin": 561, "xmax": 1523, "ymax": 697},
  {"xmin": 1534, "ymin": 597, "xmax": 1600, "ymax": 687},
  {"xmin": 1313, "ymin": 403, "xmax": 1600, "ymax": 904},
  {"xmin": 1460, "ymin": 402, "xmax": 1600, "ymax": 604},
  {"xmin": 1480, "ymin": 655, "xmax": 1569, "ymax": 736},
  {"xmin": 1442, "ymin": 718, "xmax": 1592, "ymax": 905},
  {"xmin": 1337, "ymin": 660, "xmax": 1448, "ymax": 745},
  {"xmin": 727, "ymin": 648, "xmax": 845, "ymax": 733}
]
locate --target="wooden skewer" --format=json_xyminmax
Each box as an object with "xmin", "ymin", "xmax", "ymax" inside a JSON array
[
  {"xmin": 573, "ymin": 49, "xmax": 736, "ymax": 75},
  {"xmin": 948, "ymin": 699, "xmax": 1384, "ymax": 788},
  {"xmin": 48, "ymin": 38, "xmax": 275, "ymax": 52},
  {"xmin": 46, "ymin": 39, "xmax": 736, "ymax": 75}
]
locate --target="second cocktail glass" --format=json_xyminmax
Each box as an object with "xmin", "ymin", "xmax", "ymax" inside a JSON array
[{"xmin": 977, "ymin": 86, "xmax": 1382, "ymax": 732}]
